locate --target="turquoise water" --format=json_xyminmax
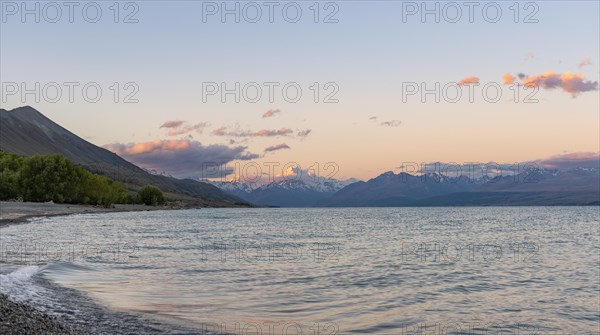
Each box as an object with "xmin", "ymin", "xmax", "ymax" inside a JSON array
[{"xmin": 1, "ymin": 207, "xmax": 599, "ymax": 334}]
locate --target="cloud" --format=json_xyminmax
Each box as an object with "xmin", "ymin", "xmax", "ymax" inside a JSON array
[
  {"xmin": 104, "ymin": 139, "xmax": 259, "ymax": 179},
  {"xmin": 166, "ymin": 122, "xmax": 208, "ymax": 136},
  {"xmin": 264, "ymin": 143, "xmax": 291, "ymax": 152},
  {"xmin": 380, "ymin": 120, "xmax": 402, "ymax": 127},
  {"xmin": 254, "ymin": 128, "xmax": 294, "ymax": 137},
  {"xmin": 160, "ymin": 120, "xmax": 208, "ymax": 136},
  {"xmin": 160, "ymin": 120, "xmax": 185, "ymax": 129},
  {"xmin": 578, "ymin": 57, "xmax": 592, "ymax": 68},
  {"xmin": 369, "ymin": 116, "xmax": 377, "ymax": 121},
  {"xmin": 212, "ymin": 126, "xmax": 294, "ymax": 137},
  {"xmin": 262, "ymin": 109, "xmax": 282, "ymax": 118},
  {"xmin": 522, "ymin": 71, "xmax": 598, "ymax": 96},
  {"xmin": 457, "ymin": 76, "xmax": 480, "ymax": 86},
  {"xmin": 524, "ymin": 51, "xmax": 535, "ymax": 61},
  {"xmin": 536, "ymin": 152, "xmax": 600, "ymax": 170},
  {"xmin": 517, "ymin": 73, "xmax": 528, "ymax": 80},
  {"xmin": 503, "ymin": 73, "xmax": 516, "ymax": 85},
  {"xmin": 297, "ymin": 129, "xmax": 312, "ymax": 139}
]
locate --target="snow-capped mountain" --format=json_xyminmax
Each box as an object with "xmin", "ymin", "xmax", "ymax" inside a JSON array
[
  {"xmin": 317, "ymin": 167, "xmax": 600, "ymax": 207},
  {"xmin": 209, "ymin": 176, "xmax": 358, "ymax": 207}
]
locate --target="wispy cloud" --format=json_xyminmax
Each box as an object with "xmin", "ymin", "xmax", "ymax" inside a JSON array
[
  {"xmin": 160, "ymin": 120, "xmax": 185, "ymax": 129},
  {"xmin": 297, "ymin": 129, "xmax": 312, "ymax": 140},
  {"xmin": 167, "ymin": 122, "xmax": 208, "ymax": 136},
  {"xmin": 104, "ymin": 139, "xmax": 259, "ymax": 178},
  {"xmin": 265, "ymin": 143, "xmax": 291, "ymax": 152},
  {"xmin": 212, "ymin": 126, "xmax": 294, "ymax": 138},
  {"xmin": 578, "ymin": 57, "xmax": 592, "ymax": 68},
  {"xmin": 524, "ymin": 51, "xmax": 535, "ymax": 61},
  {"xmin": 380, "ymin": 120, "xmax": 402, "ymax": 127},
  {"xmin": 262, "ymin": 109, "xmax": 282, "ymax": 118},
  {"xmin": 160, "ymin": 120, "xmax": 208, "ymax": 136}
]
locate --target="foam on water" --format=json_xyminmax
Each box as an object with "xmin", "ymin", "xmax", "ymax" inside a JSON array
[{"xmin": 0, "ymin": 265, "xmax": 45, "ymax": 302}]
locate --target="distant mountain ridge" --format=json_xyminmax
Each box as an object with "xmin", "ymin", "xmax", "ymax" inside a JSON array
[
  {"xmin": 316, "ymin": 168, "xmax": 600, "ymax": 207},
  {"xmin": 210, "ymin": 177, "xmax": 357, "ymax": 207},
  {"xmin": 0, "ymin": 106, "xmax": 249, "ymax": 207}
]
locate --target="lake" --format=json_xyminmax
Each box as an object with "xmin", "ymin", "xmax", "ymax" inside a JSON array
[{"xmin": 1, "ymin": 207, "xmax": 598, "ymax": 334}]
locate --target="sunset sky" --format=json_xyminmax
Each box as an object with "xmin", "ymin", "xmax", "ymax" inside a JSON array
[{"xmin": 1, "ymin": 1, "xmax": 599, "ymax": 181}]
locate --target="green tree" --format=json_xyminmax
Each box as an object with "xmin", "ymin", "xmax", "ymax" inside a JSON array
[
  {"xmin": 0, "ymin": 152, "xmax": 128, "ymax": 207},
  {"xmin": 0, "ymin": 152, "xmax": 23, "ymax": 199},
  {"xmin": 137, "ymin": 185, "xmax": 165, "ymax": 206}
]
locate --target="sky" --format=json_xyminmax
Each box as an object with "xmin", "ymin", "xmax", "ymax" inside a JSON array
[{"xmin": 1, "ymin": 0, "xmax": 599, "ymax": 182}]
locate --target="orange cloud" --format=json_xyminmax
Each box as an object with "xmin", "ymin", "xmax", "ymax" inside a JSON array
[
  {"xmin": 503, "ymin": 73, "xmax": 516, "ymax": 85},
  {"xmin": 457, "ymin": 76, "xmax": 479, "ymax": 86},
  {"xmin": 105, "ymin": 139, "xmax": 192, "ymax": 155}
]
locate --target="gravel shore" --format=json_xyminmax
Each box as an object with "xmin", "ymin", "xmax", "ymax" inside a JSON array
[
  {"xmin": 0, "ymin": 201, "xmax": 172, "ymax": 226},
  {"xmin": 0, "ymin": 293, "xmax": 82, "ymax": 335}
]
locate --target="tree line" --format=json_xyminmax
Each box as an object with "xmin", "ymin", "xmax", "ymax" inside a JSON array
[{"xmin": 0, "ymin": 152, "xmax": 165, "ymax": 207}]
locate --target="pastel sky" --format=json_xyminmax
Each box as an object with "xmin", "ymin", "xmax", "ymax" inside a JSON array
[{"xmin": 1, "ymin": 1, "xmax": 599, "ymax": 181}]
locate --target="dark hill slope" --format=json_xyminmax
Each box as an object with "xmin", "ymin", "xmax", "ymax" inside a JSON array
[{"xmin": 0, "ymin": 106, "xmax": 249, "ymax": 207}]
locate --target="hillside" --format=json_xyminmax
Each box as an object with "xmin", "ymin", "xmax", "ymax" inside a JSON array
[{"xmin": 0, "ymin": 106, "xmax": 250, "ymax": 207}]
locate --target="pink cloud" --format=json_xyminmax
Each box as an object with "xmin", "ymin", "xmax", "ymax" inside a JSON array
[{"xmin": 104, "ymin": 139, "xmax": 259, "ymax": 178}]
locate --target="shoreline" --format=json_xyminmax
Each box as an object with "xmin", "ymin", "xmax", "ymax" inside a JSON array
[
  {"xmin": 0, "ymin": 293, "xmax": 83, "ymax": 335},
  {"xmin": 0, "ymin": 201, "xmax": 170, "ymax": 334},
  {"xmin": 0, "ymin": 201, "xmax": 180, "ymax": 226}
]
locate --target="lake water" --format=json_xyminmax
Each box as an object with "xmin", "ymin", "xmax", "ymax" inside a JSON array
[{"xmin": 1, "ymin": 207, "xmax": 599, "ymax": 334}]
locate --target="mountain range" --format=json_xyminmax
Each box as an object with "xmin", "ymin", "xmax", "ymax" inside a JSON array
[
  {"xmin": 210, "ymin": 176, "xmax": 356, "ymax": 207},
  {"xmin": 0, "ymin": 106, "xmax": 250, "ymax": 207},
  {"xmin": 315, "ymin": 168, "xmax": 600, "ymax": 206}
]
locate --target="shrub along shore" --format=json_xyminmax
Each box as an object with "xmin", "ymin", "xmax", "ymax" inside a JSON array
[{"xmin": 0, "ymin": 152, "xmax": 166, "ymax": 208}]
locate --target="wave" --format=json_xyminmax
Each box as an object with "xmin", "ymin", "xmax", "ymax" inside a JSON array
[{"xmin": 0, "ymin": 265, "xmax": 45, "ymax": 303}]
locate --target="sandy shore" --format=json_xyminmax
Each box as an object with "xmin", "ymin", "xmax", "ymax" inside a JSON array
[{"xmin": 0, "ymin": 201, "xmax": 173, "ymax": 226}]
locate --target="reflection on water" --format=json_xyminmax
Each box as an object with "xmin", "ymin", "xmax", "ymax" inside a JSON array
[{"xmin": 1, "ymin": 207, "xmax": 599, "ymax": 334}]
